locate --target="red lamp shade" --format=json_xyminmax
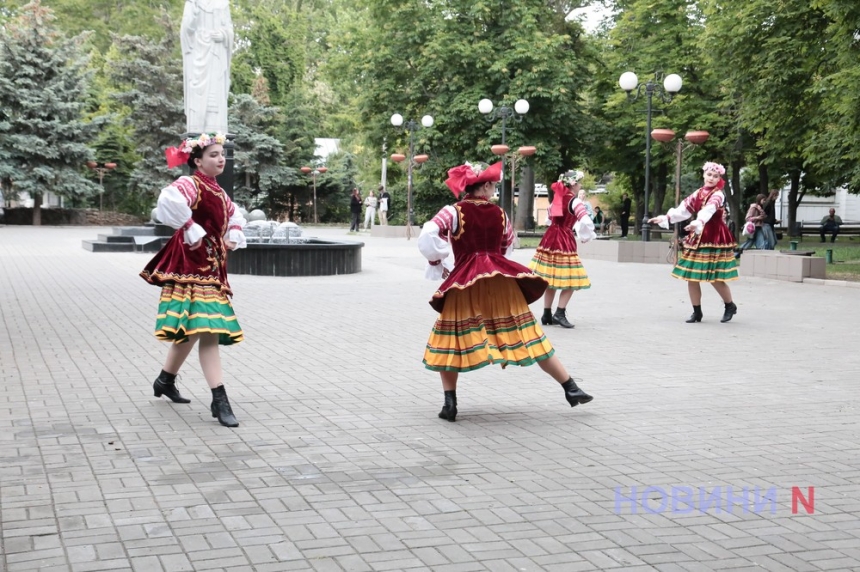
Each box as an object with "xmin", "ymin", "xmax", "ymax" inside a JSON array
[
  {"xmin": 300, "ymin": 166, "xmax": 312, "ymax": 174},
  {"xmin": 518, "ymin": 146, "xmax": 536, "ymax": 156},
  {"xmin": 104, "ymin": 163, "xmax": 117, "ymax": 169},
  {"xmin": 318, "ymin": 167, "xmax": 328, "ymax": 173},
  {"xmin": 650, "ymin": 128, "xmax": 676, "ymax": 143},
  {"xmin": 491, "ymin": 144, "xmax": 510, "ymax": 155},
  {"xmin": 86, "ymin": 161, "xmax": 97, "ymax": 168},
  {"xmin": 390, "ymin": 153, "xmax": 406, "ymax": 163},
  {"xmin": 413, "ymin": 154, "xmax": 429, "ymax": 164},
  {"xmin": 685, "ymin": 130, "xmax": 710, "ymax": 145}
]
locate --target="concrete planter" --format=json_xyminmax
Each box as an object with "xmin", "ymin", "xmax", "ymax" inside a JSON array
[
  {"xmin": 576, "ymin": 239, "xmax": 672, "ymax": 264},
  {"xmin": 739, "ymin": 250, "xmax": 825, "ymax": 282}
]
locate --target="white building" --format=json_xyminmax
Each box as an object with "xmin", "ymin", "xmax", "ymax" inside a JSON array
[{"xmin": 774, "ymin": 186, "xmax": 860, "ymax": 224}]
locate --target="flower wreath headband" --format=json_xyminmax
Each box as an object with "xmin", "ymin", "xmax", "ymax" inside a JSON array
[
  {"xmin": 558, "ymin": 169, "xmax": 585, "ymax": 187},
  {"xmin": 702, "ymin": 162, "xmax": 726, "ymax": 176},
  {"xmin": 165, "ymin": 132, "xmax": 227, "ymax": 169}
]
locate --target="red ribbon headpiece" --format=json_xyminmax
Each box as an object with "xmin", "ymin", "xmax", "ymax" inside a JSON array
[{"xmin": 444, "ymin": 161, "xmax": 503, "ymax": 197}]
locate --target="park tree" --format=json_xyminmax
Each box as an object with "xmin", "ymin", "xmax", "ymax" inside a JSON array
[
  {"xmin": 587, "ymin": 0, "xmax": 739, "ymax": 235},
  {"xmin": 0, "ymin": 0, "xmax": 102, "ymax": 225},
  {"xmin": 701, "ymin": 0, "xmax": 832, "ymax": 234},
  {"xmin": 106, "ymin": 20, "xmax": 185, "ymax": 203},
  {"xmin": 325, "ymin": 0, "xmax": 593, "ymax": 225},
  {"xmin": 805, "ymin": 0, "xmax": 860, "ymax": 193}
]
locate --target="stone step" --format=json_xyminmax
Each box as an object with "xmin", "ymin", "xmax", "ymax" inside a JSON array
[
  {"xmin": 112, "ymin": 226, "xmax": 155, "ymax": 236},
  {"xmin": 134, "ymin": 236, "xmax": 169, "ymax": 252},
  {"xmin": 97, "ymin": 234, "xmax": 135, "ymax": 243},
  {"xmin": 82, "ymin": 240, "xmax": 136, "ymax": 253}
]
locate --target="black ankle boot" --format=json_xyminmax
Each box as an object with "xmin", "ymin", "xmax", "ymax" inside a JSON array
[
  {"xmin": 552, "ymin": 308, "xmax": 574, "ymax": 329},
  {"xmin": 153, "ymin": 370, "xmax": 191, "ymax": 404},
  {"xmin": 686, "ymin": 305, "xmax": 703, "ymax": 323},
  {"xmin": 438, "ymin": 390, "xmax": 457, "ymax": 422},
  {"xmin": 720, "ymin": 301, "xmax": 737, "ymax": 323},
  {"xmin": 561, "ymin": 378, "xmax": 593, "ymax": 407},
  {"xmin": 210, "ymin": 385, "xmax": 239, "ymax": 427},
  {"xmin": 540, "ymin": 308, "xmax": 553, "ymax": 326}
]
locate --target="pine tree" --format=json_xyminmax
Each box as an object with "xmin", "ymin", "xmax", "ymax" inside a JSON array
[
  {"xmin": 107, "ymin": 15, "xmax": 185, "ymax": 204},
  {"xmin": 0, "ymin": 0, "xmax": 102, "ymax": 224}
]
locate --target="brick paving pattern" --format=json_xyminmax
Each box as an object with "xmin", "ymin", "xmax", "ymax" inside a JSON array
[{"xmin": 1, "ymin": 225, "xmax": 858, "ymax": 571}]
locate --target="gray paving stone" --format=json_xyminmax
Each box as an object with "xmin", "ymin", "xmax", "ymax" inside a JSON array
[{"xmin": 2, "ymin": 226, "xmax": 860, "ymax": 571}]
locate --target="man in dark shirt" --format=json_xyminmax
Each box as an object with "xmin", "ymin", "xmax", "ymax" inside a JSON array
[
  {"xmin": 820, "ymin": 208, "xmax": 842, "ymax": 243},
  {"xmin": 620, "ymin": 193, "xmax": 632, "ymax": 238}
]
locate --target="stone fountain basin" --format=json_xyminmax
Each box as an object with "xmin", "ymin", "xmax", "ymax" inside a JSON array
[{"xmin": 228, "ymin": 239, "xmax": 363, "ymax": 276}]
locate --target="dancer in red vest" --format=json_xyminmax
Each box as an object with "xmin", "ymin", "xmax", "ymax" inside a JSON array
[
  {"xmin": 529, "ymin": 170, "xmax": 595, "ymax": 328},
  {"xmin": 648, "ymin": 161, "xmax": 739, "ymax": 323},
  {"xmin": 140, "ymin": 133, "xmax": 246, "ymax": 427},
  {"xmin": 418, "ymin": 161, "xmax": 593, "ymax": 422}
]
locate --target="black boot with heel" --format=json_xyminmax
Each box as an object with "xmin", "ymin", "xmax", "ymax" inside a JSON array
[
  {"xmin": 720, "ymin": 302, "xmax": 737, "ymax": 323},
  {"xmin": 210, "ymin": 385, "xmax": 239, "ymax": 427},
  {"xmin": 552, "ymin": 308, "xmax": 575, "ymax": 329},
  {"xmin": 153, "ymin": 370, "xmax": 191, "ymax": 404},
  {"xmin": 438, "ymin": 390, "xmax": 457, "ymax": 422},
  {"xmin": 561, "ymin": 378, "xmax": 593, "ymax": 407},
  {"xmin": 540, "ymin": 308, "xmax": 553, "ymax": 326},
  {"xmin": 686, "ymin": 305, "xmax": 703, "ymax": 323}
]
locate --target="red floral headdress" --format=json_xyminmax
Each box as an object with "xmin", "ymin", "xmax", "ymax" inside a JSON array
[
  {"xmin": 444, "ymin": 161, "xmax": 503, "ymax": 197},
  {"xmin": 165, "ymin": 132, "xmax": 227, "ymax": 169},
  {"xmin": 549, "ymin": 169, "xmax": 584, "ymax": 217}
]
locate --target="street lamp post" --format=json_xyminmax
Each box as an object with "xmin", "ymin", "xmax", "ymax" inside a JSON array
[
  {"xmin": 651, "ymin": 128, "xmax": 710, "ymax": 262},
  {"xmin": 479, "ymin": 98, "xmax": 529, "ymax": 218},
  {"xmin": 86, "ymin": 161, "xmax": 117, "ymax": 212},
  {"xmin": 390, "ymin": 113, "xmax": 434, "ymax": 239},
  {"xmin": 618, "ymin": 72, "xmax": 683, "ymax": 241},
  {"xmin": 300, "ymin": 165, "xmax": 328, "ymax": 224}
]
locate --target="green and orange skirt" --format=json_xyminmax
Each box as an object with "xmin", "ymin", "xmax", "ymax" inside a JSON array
[
  {"xmin": 154, "ymin": 283, "xmax": 243, "ymax": 345},
  {"xmin": 423, "ymin": 275, "xmax": 554, "ymax": 372}
]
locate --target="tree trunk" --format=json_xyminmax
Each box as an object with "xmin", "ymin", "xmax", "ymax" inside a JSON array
[
  {"xmin": 514, "ymin": 165, "xmax": 534, "ymax": 231},
  {"xmin": 758, "ymin": 158, "xmax": 769, "ymax": 196},
  {"xmin": 633, "ymin": 173, "xmax": 644, "ymax": 236},
  {"xmin": 787, "ymin": 169, "xmax": 802, "ymax": 234},
  {"xmin": 32, "ymin": 192, "xmax": 42, "ymax": 225},
  {"xmin": 729, "ymin": 160, "xmax": 743, "ymax": 240}
]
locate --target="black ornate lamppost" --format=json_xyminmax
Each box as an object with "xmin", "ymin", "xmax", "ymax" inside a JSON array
[
  {"xmin": 478, "ymin": 98, "xmax": 529, "ymax": 218},
  {"xmin": 618, "ymin": 71, "xmax": 683, "ymax": 241},
  {"xmin": 300, "ymin": 165, "xmax": 328, "ymax": 224},
  {"xmin": 390, "ymin": 113, "xmax": 434, "ymax": 239},
  {"xmin": 86, "ymin": 161, "xmax": 117, "ymax": 212}
]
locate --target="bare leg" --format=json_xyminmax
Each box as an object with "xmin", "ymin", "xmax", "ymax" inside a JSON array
[
  {"xmin": 687, "ymin": 281, "xmax": 703, "ymax": 305},
  {"xmin": 163, "ymin": 335, "xmax": 199, "ymax": 374},
  {"xmin": 710, "ymin": 281, "xmax": 733, "ymax": 303},
  {"xmin": 538, "ymin": 355, "xmax": 571, "ymax": 383},
  {"xmin": 543, "ymin": 288, "xmax": 557, "ymax": 308},
  {"xmin": 440, "ymin": 371, "xmax": 458, "ymax": 391},
  {"xmin": 556, "ymin": 289, "xmax": 574, "ymax": 309},
  {"xmin": 198, "ymin": 333, "xmax": 223, "ymax": 389}
]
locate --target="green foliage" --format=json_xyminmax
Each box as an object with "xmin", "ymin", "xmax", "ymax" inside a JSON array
[
  {"xmin": 325, "ymin": 0, "xmax": 595, "ymax": 215},
  {"xmin": 0, "ymin": 0, "xmax": 102, "ymax": 223},
  {"xmin": 107, "ymin": 20, "xmax": 185, "ymax": 202}
]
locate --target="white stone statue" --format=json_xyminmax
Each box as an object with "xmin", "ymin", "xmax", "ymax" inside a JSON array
[{"xmin": 180, "ymin": 0, "xmax": 234, "ymax": 135}]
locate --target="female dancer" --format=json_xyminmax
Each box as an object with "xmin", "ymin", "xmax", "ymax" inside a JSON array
[
  {"xmin": 418, "ymin": 161, "xmax": 593, "ymax": 422},
  {"xmin": 140, "ymin": 133, "xmax": 247, "ymax": 427},
  {"xmin": 529, "ymin": 170, "xmax": 595, "ymax": 328},
  {"xmin": 648, "ymin": 162, "xmax": 739, "ymax": 323}
]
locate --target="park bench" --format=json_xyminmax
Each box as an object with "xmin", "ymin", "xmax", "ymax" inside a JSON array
[{"xmin": 779, "ymin": 220, "xmax": 860, "ymax": 241}]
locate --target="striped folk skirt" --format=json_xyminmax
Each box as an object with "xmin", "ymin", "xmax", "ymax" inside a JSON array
[
  {"xmin": 154, "ymin": 283, "xmax": 243, "ymax": 345},
  {"xmin": 423, "ymin": 275, "xmax": 554, "ymax": 372},
  {"xmin": 672, "ymin": 246, "xmax": 739, "ymax": 283},
  {"xmin": 529, "ymin": 248, "xmax": 591, "ymax": 291}
]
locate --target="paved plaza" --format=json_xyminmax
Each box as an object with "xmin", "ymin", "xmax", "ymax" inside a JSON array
[{"xmin": 1, "ymin": 225, "xmax": 859, "ymax": 572}]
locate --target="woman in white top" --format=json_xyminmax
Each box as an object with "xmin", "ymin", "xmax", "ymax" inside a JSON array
[{"xmin": 363, "ymin": 190, "xmax": 378, "ymax": 230}]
